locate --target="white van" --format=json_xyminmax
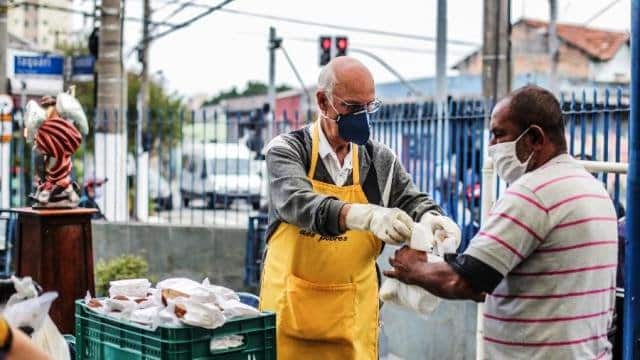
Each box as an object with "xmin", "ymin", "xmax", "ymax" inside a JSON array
[{"xmin": 180, "ymin": 143, "xmax": 263, "ymax": 209}]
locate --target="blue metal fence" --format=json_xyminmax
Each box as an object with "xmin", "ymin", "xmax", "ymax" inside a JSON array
[{"xmin": 0, "ymin": 89, "xmax": 630, "ymax": 239}]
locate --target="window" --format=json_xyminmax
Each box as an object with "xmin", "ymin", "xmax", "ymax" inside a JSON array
[
  {"xmin": 24, "ymin": 20, "xmax": 28, "ymax": 27},
  {"xmin": 43, "ymin": 20, "xmax": 48, "ymax": 26},
  {"xmin": 42, "ymin": 37, "xmax": 48, "ymax": 44}
]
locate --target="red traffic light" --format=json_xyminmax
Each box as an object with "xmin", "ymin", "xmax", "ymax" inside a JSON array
[
  {"xmin": 319, "ymin": 36, "xmax": 332, "ymax": 66},
  {"xmin": 322, "ymin": 38, "xmax": 332, "ymax": 50},
  {"xmin": 337, "ymin": 38, "xmax": 347, "ymax": 50},
  {"xmin": 335, "ymin": 36, "xmax": 348, "ymax": 57}
]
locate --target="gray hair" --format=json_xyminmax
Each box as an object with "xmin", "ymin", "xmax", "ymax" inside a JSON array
[{"xmin": 317, "ymin": 63, "xmax": 336, "ymax": 95}]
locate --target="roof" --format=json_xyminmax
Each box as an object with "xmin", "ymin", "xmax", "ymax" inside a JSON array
[
  {"xmin": 521, "ymin": 18, "xmax": 629, "ymax": 61},
  {"xmin": 452, "ymin": 18, "xmax": 629, "ymax": 69}
]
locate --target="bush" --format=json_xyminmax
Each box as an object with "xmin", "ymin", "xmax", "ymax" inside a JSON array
[{"xmin": 95, "ymin": 255, "xmax": 150, "ymax": 297}]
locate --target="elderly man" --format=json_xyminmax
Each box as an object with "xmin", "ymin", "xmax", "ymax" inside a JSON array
[
  {"xmin": 259, "ymin": 56, "xmax": 459, "ymax": 359},
  {"xmin": 386, "ymin": 85, "xmax": 617, "ymax": 359}
]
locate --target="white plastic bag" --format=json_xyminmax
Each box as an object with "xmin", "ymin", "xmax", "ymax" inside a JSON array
[
  {"xmin": 3, "ymin": 277, "xmax": 70, "ymax": 360},
  {"xmin": 109, "ymin": 278, "xmax": 151, "ymax": 299},
  {"xmin": 210, "ymin": 335, "xmax": 244, "ymax": 351},
  {"xmin": 220, "ymin": 299, "xmax": 260, "ymax": 320},
  {"xmin": 175, "ymin": 298, "xmax": 225, "ymax": 329},
  {"xmin": 130, "ymin": 306, "xmax": 162, "ymax": 329},
  {"xmin": 157, "ymin": 278, "xmax": 216, "ymax": 303},
  {"xmin": 379, "ymin": 223, "xmax": 445, "ymax": 318},
  {"xmin": 31, "ymin": 316, "xmax": 71, "ymax": 360},
  {"xmin": 202, "ymin": 278, "xmax": 240, "ymax": 304}
]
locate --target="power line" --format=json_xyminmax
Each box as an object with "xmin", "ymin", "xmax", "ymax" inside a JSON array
[
  {"xmin": 126, "ymin": 0, "xmax": 234, "ymax": 58},
  {"xmin": 15, "ymin": 1, "xmax": 178, "ymax": 28},
  {"xmin": 157, "ymin": 2, "xmax": 479, "ymax": 46},
  {"xmin": 350, "ymin": 48, "xmax": 423, "ymax": 96},
  {"xmin": 145, "ymin": 0, "xmax": 235, "ymax": 43},
  {"xmin": 219, "ymin": 8, "xmax": 479, "ymax": 46},
  {"xmin": 583, "ymin": 0, "xmax": 621, "ymax": 25},
  {"xmin": 282, "ymin": 35, "xmax": 469, "ymax": 56}
]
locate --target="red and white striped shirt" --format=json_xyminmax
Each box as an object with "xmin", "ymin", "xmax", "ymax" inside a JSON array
[{"xmin": 465, "ymin": 154, "xmax": 617, "ymax": 360}]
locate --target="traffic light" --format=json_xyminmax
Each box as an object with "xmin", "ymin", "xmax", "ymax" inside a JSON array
[
  {"xmin": 335, "ymin": 36, "xmax": 348, "ymax": 57},
  {"xmin": 319, "ymin": 36, "xmax": 332, "ymax": 66}
]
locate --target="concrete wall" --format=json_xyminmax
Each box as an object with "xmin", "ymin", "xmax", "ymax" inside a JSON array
[
  {"xmin": 92, "ymin": 222, "xmax": 248, "ymax": 291},
  {"xmin": 92, "ymin": 222, "xmax": 477, "ymax": 359}
]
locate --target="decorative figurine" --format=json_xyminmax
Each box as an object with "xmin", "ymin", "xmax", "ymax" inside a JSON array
[{"xmin": 24, "ymin": 87, "xmax": 89, "ymax": 208}]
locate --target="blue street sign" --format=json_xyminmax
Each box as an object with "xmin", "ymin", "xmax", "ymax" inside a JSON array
[
  {"xmin": 14, "ymin": 55, "xmax": 64, "ymax": 76},
  {"xmin": 72, "ymin": 55, "xmax": 95, "ymax": 76}
]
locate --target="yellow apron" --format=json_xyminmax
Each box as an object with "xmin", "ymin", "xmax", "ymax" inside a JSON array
[{"xmin": 260, "ymin": 123, "xmax": 382, "ymax": 360}]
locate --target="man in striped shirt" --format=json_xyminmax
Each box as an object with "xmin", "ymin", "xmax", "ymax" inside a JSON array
[{"xmin": 385, "ymin": 85, "xmax": 617, "ymax": 359}]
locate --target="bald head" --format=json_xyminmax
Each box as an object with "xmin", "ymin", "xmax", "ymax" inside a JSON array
[
  {"xmin": 317, "ymin": 56, "xmax": 374, "ymax": 100},
  {"xmin": 316, "ymin": 56, "xmax": 377, "ymax": 147}
]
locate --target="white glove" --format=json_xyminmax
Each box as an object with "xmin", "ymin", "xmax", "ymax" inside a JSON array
[
  {"xmin": 419, "ymin": 212, "xmax": 461, "ymax": 255},
  {"xmin": 345, "ymin": 204, "xmax": 413, "ymax": 245}
]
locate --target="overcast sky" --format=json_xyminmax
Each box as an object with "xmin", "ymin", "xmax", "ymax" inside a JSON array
[{"xmin": 75, "ymin": 0, "xmax": 631, "ymax": 98}]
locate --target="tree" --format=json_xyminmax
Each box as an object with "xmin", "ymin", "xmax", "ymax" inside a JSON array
[{"xmin": 126, "ymin": 72, "xmax": 184, "ymax": 152}]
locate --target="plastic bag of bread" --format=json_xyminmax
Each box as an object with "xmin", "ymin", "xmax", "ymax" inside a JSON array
[
  {"xmin": 109, "ymin": 279, "xmax": 151, "ymax": 299},
  {"xmin": 220, "ymin": 299, "xmax": 260, "ymax": 320},
  {"xmin": 379, "ymin": 223, "xmax": 456, "ymax": 318},
  {"xmin": 157, "ymin": 278, "xmax": 216, "ymax": 304},
  {"xmin": 174, "ymin": 298, "xmax": 225, "ymax": 329}
]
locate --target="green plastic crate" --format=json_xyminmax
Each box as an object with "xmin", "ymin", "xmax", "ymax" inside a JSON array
[{"xmin": 74, "ymin": 300, "xmax": 276, "ymax": 360}]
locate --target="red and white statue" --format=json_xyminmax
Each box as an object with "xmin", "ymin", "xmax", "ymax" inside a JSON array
[{"xmin": 24, "ymin": 87, "xmax": 89, "ymax": 208}]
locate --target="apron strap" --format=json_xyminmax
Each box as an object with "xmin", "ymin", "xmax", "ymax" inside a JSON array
[
  {"xmin": 308, "ymin": 123, "xmax": 320, "ymax": 179},
  {"xmin": 309, "ymin": 122, "xmax": 361, "ymax": 185},
  {"xmin": 352, "ymin": 145, "xmax": 360, "ymax": 185}
]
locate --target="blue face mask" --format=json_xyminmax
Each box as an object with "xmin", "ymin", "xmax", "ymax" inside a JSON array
[
  {"xmin": 336, "ymin": 110, "xmax": 371, "ymax": 145},
  {"xmin": 326, "ymin": 98, "xmax": 371, "ymax": 145}
]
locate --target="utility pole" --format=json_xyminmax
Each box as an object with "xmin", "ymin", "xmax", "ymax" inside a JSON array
[
  {"xmin": 548, "ymin": 0, "xmax": 559, "ymax": 94},
  {"xmin": 0, "ymin": 0, "xmax": 7, "ymax": 95},
  {"xmin": 96, "ymin": 0, "xmax": 126, "ymax": 221},
  {"xmin": 479, "ymin": 1, "xmax": 511, "ymax": 359},
  {"xmin": 136, "ymin": 0, "xmax": 151, "ymax": 221},
  {"xmin": 482, "ymin": 0, "xmax": 512, "ymax": 125},
  {"xmin": 267, "ymin": 27, "xmax": 277, "ymax": 140},
  {"xmin": 435, "ymin": 0, "xmax": 447, "ymax": 104}
]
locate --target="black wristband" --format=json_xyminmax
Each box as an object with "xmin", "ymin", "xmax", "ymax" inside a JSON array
[{"xmin": 445, "ymin": 253, "xmax": 504, "ymax": 293}]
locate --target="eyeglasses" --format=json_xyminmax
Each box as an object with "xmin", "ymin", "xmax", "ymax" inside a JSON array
[{"xmin": 332, "ymin": 95, "xmax": 382, "ymax": 114}]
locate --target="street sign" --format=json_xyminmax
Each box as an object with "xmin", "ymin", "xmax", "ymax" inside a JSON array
[
  {"xmin": 14, "ymin": 55, "xmax": 65, "ymax": 76},
  {"xmin": 72, "ymin": 55, "xmax": 95, "ymax": 76}
]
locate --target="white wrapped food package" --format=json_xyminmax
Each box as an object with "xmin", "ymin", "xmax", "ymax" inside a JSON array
[
  {"xmin": 105, "ymin": 297, "xmax": 138, "ymax": 317},
  {"xmin": 130, "ymin": 306, "xmax": 163, "ymax": 329},
  {"xmin": 220, "ymin": 299, "xmax": 260, "ymax": 320},
  {"xmin": 175, "ymin": 298, "xmax": 225, "ymax": 329},
  {"xmin": 158, "ymin": 301, "xmax": 183, "ymax": 327},
  {"xmin": 109, "ymin": 279, "xmax": 151, "ymax": 299},
  {"xmin": 379, "ymin": 223, "xmax": 455, "ymax": 318},
  {"xmin": 157, "ymin": 278, "xmax": 216, "ymax": 304},
  {"xmin": 202, "ymin": 278, "xmax": 240, "ymax": 304},
  {"xmin": 84, "ymin": 292, "xmax": 109, "ymax": 314},
  {"xmin": 210, "ymin": 335, "xmax": 244, "ymax": 351}
]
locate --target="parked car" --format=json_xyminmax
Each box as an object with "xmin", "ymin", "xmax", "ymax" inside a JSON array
[{"xmin": 180, "ymin": 143, "xmax": 262, "ymax": 210}]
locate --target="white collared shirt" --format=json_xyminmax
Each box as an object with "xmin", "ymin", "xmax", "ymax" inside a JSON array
[{"xmin": 317, "ymin": 122, "xmax": 352, "ymax": 186}]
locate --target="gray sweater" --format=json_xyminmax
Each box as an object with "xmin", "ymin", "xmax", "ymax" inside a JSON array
[{"xmin": 264, "ymin": 125, "xmax": 442, "ymax": 240}]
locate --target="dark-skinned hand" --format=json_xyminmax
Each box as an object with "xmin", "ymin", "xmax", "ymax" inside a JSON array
[{"xmin": 383, "ymin": 246, "xmax": 428, "ymax": 286}]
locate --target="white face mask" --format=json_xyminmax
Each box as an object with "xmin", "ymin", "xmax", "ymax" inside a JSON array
[{"xmin": 488, "ymin": 127, "xmax": 534, "ymax": 184}]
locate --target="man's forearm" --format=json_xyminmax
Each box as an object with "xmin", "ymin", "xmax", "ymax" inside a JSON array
[
  {"xmin": 339, "ymin": 204, "xmax": 351, "ymax": 232},
  {"xmin": 409, "ymin": 262, "xmax": 485, "ymax": 301}
]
